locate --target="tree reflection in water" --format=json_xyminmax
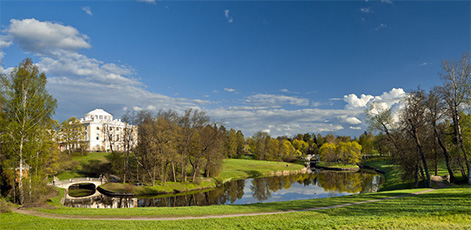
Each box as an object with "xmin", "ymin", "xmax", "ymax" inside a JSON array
[{"xmin": 62, "ymin": 171, "xmax": 382, "ymax": 208}]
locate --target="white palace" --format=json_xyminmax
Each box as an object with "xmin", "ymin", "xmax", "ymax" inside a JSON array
[{"xmin": 79, "ymin": 109, "xmax": 137, "ymax": 152}]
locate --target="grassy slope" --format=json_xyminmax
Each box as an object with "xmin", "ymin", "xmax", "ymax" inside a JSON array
[
  {"xmin": 362, "ymin": 158, "xmax": 410, "ymax": 191},
  {"xmin": 2, "ymin": 187, "xmax": 470, "ymax": 229},
  {"xmin": 217, "ymin": 159, "xmax": 305, "ymax": 182},
  {"xmin": 101, "ymin": 159, "xmax": 305, "ymax": 195},
  {"xmin": 71, "ymin": 152, "xmax": 110, "ymax": 164},
  {"xmin": 315, "ymin": 161, "xmax": 360, "ymax": 169}
]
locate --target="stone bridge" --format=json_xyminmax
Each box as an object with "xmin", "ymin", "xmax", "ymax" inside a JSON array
[{"xmin": 48, "ymin": 176, "xmax": 107, "ymax": 190}]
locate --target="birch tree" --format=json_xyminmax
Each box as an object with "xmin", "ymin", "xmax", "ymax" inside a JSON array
[{"xmin": 0, "ymin": 58, "xmax": 57, "ymax": 204}]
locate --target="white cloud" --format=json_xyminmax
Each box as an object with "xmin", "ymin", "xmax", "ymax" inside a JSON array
[
  {"xmin": 360, "ymin": 7, "xmax": 372, "ymax": 13},
  {"xmin": 137, "ymin": 0, "xmax": 156, "ymax": 4},
  {"xmin": 375, "ymin": 23, "xmax": 387, "ymax": 31},
  {"xmin": 350, "ymin": 126, "xmax": 362, "ymax": 130},
  {"xmin": 419, "ymin": 62, "xmax": 430, "ymax": 67},
  {"xmin": 344, "ymin": 94, "xmax": 374, "ymax": 109},
  {"xmin": 0, "ymin": 36, "xmax": 12, "ymax": 63},
  {"xmin": 345, "ymin": 88, "xmax": 405, "ymax": 112},
  {"xmin": 81, "ymin": 6, "xmax": 93, "ymax": 16},
  {"xmin": 381, "ymin": 0, "xmax": 393, "ymax": 4},
  {"xmin": 245, "ymin": 94, "xmax": 309, "ymax": 107},
  {"xmin": 345, "ymin": 117, "xmax": 362, "ymax": 125},
  {"xmin": 0, "ymin": 18, "xmax": 407, "ymax": 138},
  {"xmin": 8, "ymin": 18, "xmax": 90, "ymax": 55},
  {"xmin": 224, "ymin": 9, "xmax": 233, "ymax": 23},
  {"xmin": 210, "ymin": 107, "xmax": 350, "ymax": 137},
  {"xmin": 280, "ymin": 89, "xmax": 289, "ymax": 92}
]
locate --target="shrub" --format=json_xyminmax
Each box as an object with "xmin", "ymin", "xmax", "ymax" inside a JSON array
[
  {"xmin": 193, "ymin": 177, "xmax": 203, "ymax": 185},
  {"xmin": 0, "ymin": 198, "xmax": 12, "ymax": 213}
]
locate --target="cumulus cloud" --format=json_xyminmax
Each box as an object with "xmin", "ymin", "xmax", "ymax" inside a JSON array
[
  {"xmin": 344, "ymin": 88, "xmax": 406, "ymax": 112},
  {"xmin": 81, "ymin": 6, "xmax": 93, "ymax": 16},
  {"xmin": 344, "ymin": 94, "xmax": 375, "ymax": 109},
  {"xmin": 0, "ymin": 18, "xmax": 407, "ymax": 138},
  {"xmin": 8, "ymin": 18, "xmax": 90, "ymax": 55}
]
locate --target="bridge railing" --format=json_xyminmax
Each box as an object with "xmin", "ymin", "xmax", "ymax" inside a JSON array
[{"xmin": 48, "ymin": 176, "xmax": 107, "ymax": 187}]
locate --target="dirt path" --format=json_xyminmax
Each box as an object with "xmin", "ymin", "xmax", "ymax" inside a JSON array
[{"xmin": 12, "ymin": 188, "xmax": 437, "ymax": 221}]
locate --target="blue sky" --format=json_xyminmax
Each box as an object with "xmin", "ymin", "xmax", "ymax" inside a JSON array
[{"xmin": 0, "ymin": 0, "xmax": 469, "ymax": 137}]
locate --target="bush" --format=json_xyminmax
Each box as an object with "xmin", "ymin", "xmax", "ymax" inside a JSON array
[
  {"xmin": 193, "ymin": 177, "xmax": 203, "ymax": 185},
  {"xmin": 0, "ymin": 198, "xmax": 13, "ymax": 213}
]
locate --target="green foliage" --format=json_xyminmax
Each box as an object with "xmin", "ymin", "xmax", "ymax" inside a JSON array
[
  {"xmin": 0, "ymin": 198, "xmax": 12, "ymax": 213},
  {"xmin": 0, "ymin": 58, "xmax": 57, "ymax": 204},
  {"xmin": 319, "ymin": 142, "xmax": 362, "ymax": 165}
]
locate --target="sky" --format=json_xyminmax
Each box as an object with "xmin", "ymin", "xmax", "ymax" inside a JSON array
[{"xmin": 0, "ymin": 0, "xmax": 469, "ymax": 137}]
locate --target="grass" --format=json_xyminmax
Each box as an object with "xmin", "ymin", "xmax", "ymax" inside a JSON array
[
  {"xmin": 100, "ymin": 180, "xmax": 215, "ymax": 195},
  {"xmin": 54, "ymin": 171, "xmax": 88, "ymax": 180},
  {"xmin": 428, "ymin": 160, "xmax": 465, "ymax": 182},
  {"xmin": 362, "ymin": 158, "xmax": 412, "ymax": 191},
  {"xmin": 2, "ymin": 187, "xmax": 470, "ymax": 229},
  {"xmin": 216, "ymin": 158, "xmax": 305, "ymax": 182},
  {"xmin": 35, "ymin": 188, "xmax": 427, "ymax": 217},
  {"xmin": 71, "ymin": 152, "xmax": 110, "ymax": 165},
  {"xmin": 2, "ymin": 158, "xmax": 470, "ymax": 229},
  {"xmin": 315, "ymin": 161, "xmax": 360, "ymax": 169},
  {"xmin": 100, "ymin": 159, "xmax": 305, "ymax": 195}
]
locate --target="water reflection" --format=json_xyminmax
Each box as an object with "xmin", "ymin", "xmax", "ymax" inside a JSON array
[{"xmin": 62, "ymin": 170, "xmax": 382, "ymax": 208}]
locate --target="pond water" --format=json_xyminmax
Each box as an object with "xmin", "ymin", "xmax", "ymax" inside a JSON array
[{"xmin": 63, "ymin": 170, "xmax": 382, "ymax": 208}]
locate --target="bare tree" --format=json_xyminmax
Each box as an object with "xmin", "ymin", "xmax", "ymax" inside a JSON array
[
  {"xmin": 426, "ymin": 88, "xmax": 456, "ymax": 182},
  {"xmin": 401, "ymin": 89, "xmax": 431, "ymax": 187},
  {"xmin": 437, "ymin": 53, "xmax": 471, "ymax": 184}
]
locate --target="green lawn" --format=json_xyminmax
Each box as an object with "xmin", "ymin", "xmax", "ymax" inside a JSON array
[
  {"xmin": 71, "ymin": 152, "xmax": 110, "ymax": 165},
  {"xmin": 217, "ymin": 158, "xmax": 305, "ymax": 182},
  {"xmin": 2, "ymin": 187, "xmax": 470, "ymax": 229},
  {"xmin": 362, "ymin": 158, "xmax": 412, "ymax": 191},
  {"xmin": 315, "ymin": 161, "xmax": 360, "ymax": 169}
]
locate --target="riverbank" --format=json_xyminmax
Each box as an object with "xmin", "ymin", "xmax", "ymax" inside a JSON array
[
  {"xmin": 2, "ymin": 159, "xmax": 470, "ymax": 229},
  {"xmin": 313, "ymin": 161, "xmax": 360, "ymax": 171},
  {"xmin": 99, "ymin": 159, "xmax": 306, "ymax": 196},
  {"xmin": 3, "ymin": 186, "xmax": 469, "ymax": 229}
]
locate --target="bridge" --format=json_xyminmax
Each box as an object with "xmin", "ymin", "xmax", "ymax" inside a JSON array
[{"xmin": 48, "ymin": 176, "xmax": 107, "ymax": 190}]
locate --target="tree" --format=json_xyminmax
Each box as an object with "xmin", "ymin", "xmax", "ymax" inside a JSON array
[
  {"xmin": 401, "ymin": 89, "xmax": 431, "ymax": 187},
  {"xmin": 252, "ymin": 131, "xmax": 271, "ymax": 160},
  {"xmin": 121, "ymin": 111, "xmax": 138, "ymax": 183},
  {"xmin": 437, "ymin": 53, "xmax": 471, "ymax": 184},
  {"xmin": 319, "ymin": 143, "xmax": 337, "ymax": 164},
  {"xmin": 426, "ymin": 88, "xmax": 456, "ymax": 182},
  {"xmin": 0, "ymin": 58, "xmax": 57, "ymax": 204},
  {"xmin": 59, "ymin": 117, "xmax": 86, "ymax": 155}
]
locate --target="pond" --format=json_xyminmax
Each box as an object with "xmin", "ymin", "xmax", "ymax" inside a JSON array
[{"xmin": 63, "ymin": 170, "xmax": 382, "ymax": 208}]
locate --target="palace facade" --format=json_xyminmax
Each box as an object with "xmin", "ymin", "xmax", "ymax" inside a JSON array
[{"xmin": 79, "ymin": 109, "xmax": 137, "ymax": 152}]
